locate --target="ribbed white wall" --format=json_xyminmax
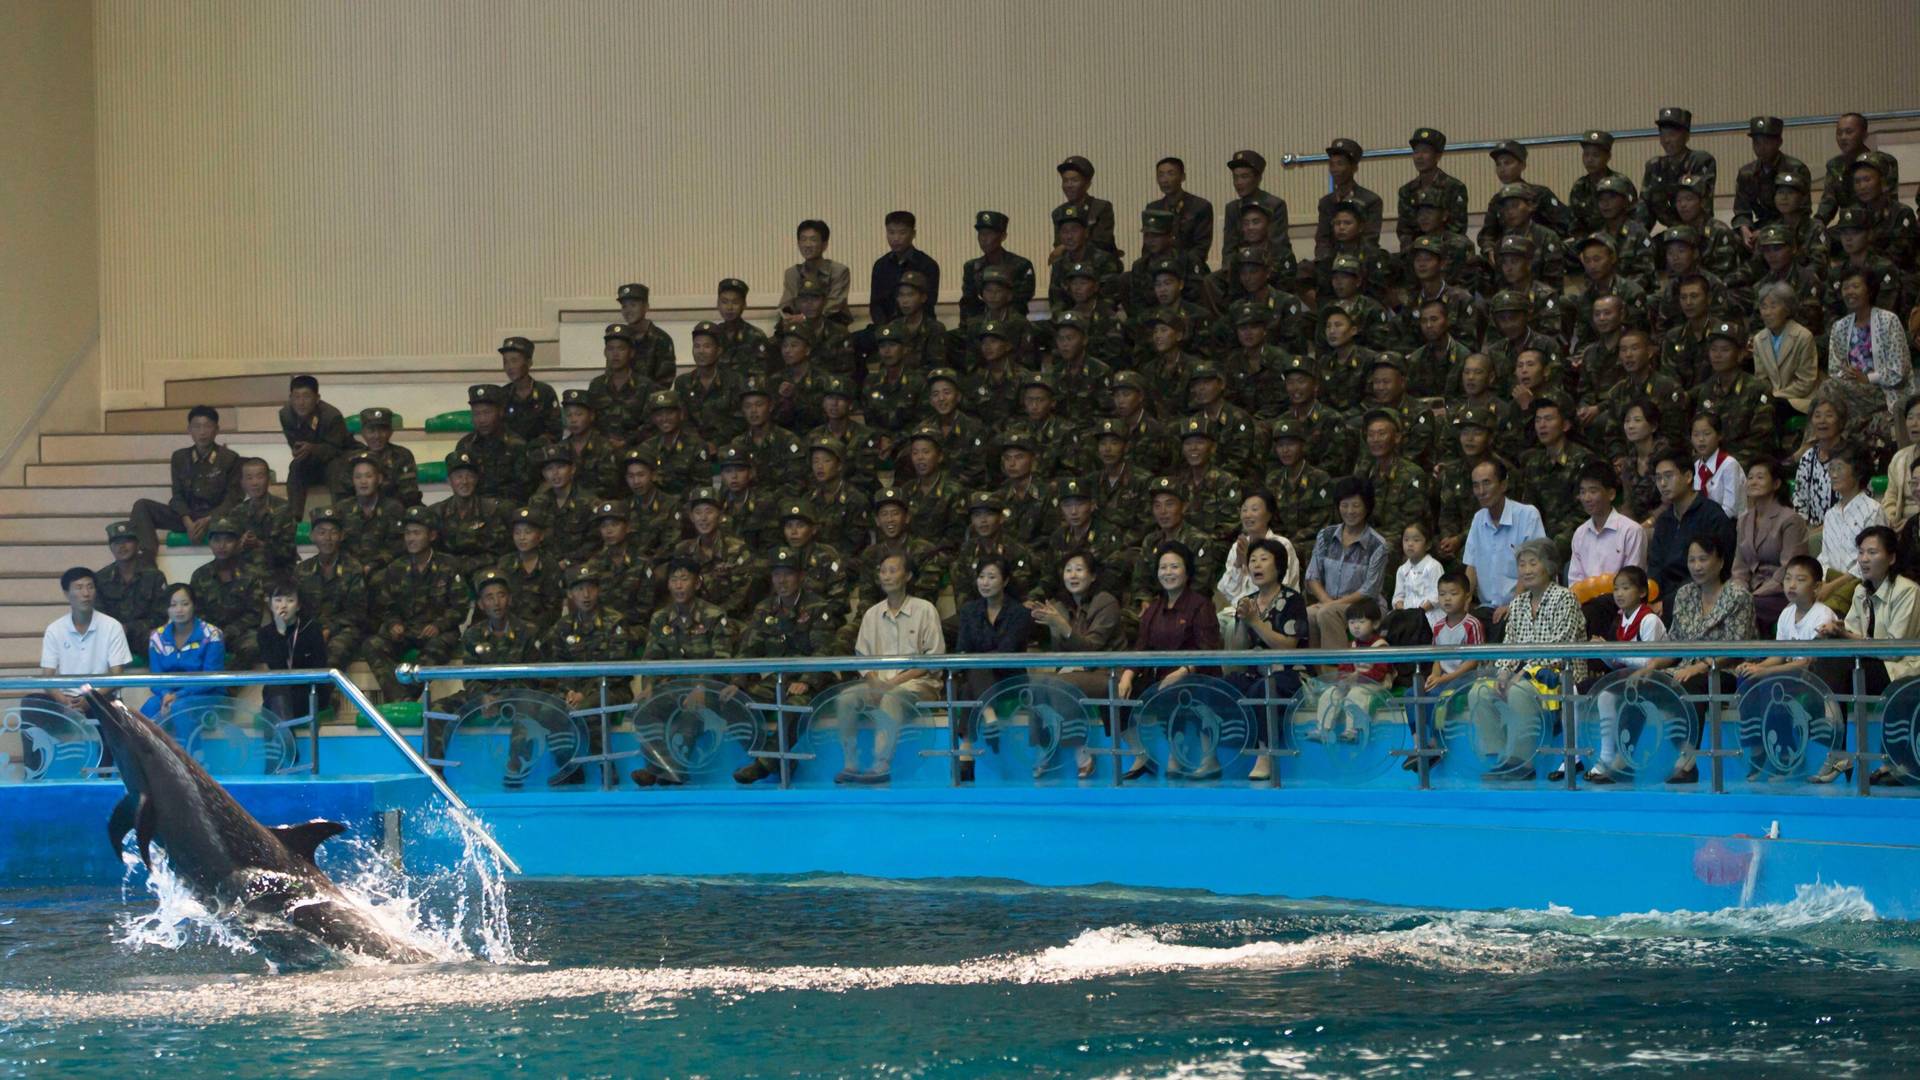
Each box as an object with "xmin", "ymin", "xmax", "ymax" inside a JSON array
[{"xmin": 94, "ymin": 0, "xmax": 1920, "ymax": 391}]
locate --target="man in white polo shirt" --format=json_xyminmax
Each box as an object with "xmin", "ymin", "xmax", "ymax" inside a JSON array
[{"xmin": 31, "ymin": 567, "xmax": 132, "ymax": 763}]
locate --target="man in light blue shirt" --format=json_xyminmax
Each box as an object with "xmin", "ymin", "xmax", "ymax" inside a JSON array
[{"xmin": 1463, "ymin": 460, "xmax": 1546, "ymax": 622}]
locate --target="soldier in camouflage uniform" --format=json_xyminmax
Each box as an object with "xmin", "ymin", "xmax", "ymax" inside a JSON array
[
  {"xmin": 1848, "ymin": 153, "xmax": 1918, "ymax": 271},
  {"xmin": 429, "ymin": 568, "xmax": 547, "ymax": 775},
  {"xmin": 1013, "ymin": 372, "xmax": 1089, "ymax": 481},
  {"xmin": 1489, "ymin": 235, "xmax": 1569, "ymax": 350},
  {"xmin": 336, "ymin": 453, "xmax": 406, "ymax": 579},
  {"xmin": 497, "ymin": 335, "xmax": 562, "ymax": 446},
  {"xmin": 916, "ymin": 369, "xmax": 994, "ymax": 489},
  {"xmin": 726, "ymin": 546, "xmax": 850, "ymax": 784},
  {"xmin": 1732, "ymin": 116, "xmax": 1808, "ymax": 241},
  {"xmin": 858, "ymin": 487, "xmax": 947, "ymax": 609},
  {"xmin": 775, "ymin": 498, "xmax": 853, "ymax": 612},
  {"xmin": 954, "ymin": 490, "xmax": 1040, "ymax": 596},
  {"xmin": 1483, "ymin": 290, "xmax": 1561, "ymax": 391},
  {"xmin": 992, "ymin": 426, "xmax": 1053, "ymax": 546},
  {"xmin": 362, "ymin": 507, "xmax": 466, "ymax": 701},
  {"xmin": 954, "ymin": 264, "xmax": 1041, "ymax": 368},
  {"xmin": 190, "ymin": 518, "xmax": 263, "ymax": 670},
  {"xmin": 1660, "ymin": 273, "xmax": 1720, "ymax": 384},
  {"xmin": 1590, "ymin": 174, "xmax": 1659, "ymax": 286},
  {"xmin": 496, "ymin": 506, "xmax": 566, "ymax": 629},
  {"xmin": 1401, "ymin": 234, "xmax": 1485, "ymax": 351},
  {"xmin": 1639, "ymin": 107, "xmax": 1718, "ymax": 228},
  {"xmin": 525, "ymin": 443, "xmax": 597, "ymax": 564},
  {"xmin": 629, "ymin": 389, "xmax": 713, "ymax": 497},
  {"xmin": 457, "ymin": 384, "xmax": 533, "ymax": 505},
  {"xmin": 1567, "ymin": 130, "xmax": 1630, "ymax": 237},
  {"xmin": 1313, "ymin": 138, "xmax": 1383, "ymax": 259},
  {"xmin": 672, "ymin": 487, "xmax": 761, "ymax": 620},
  {"xmin": 1748, "ymin": 223, "xmax": 1828, "ymax": 334},
  {"xmin": 1082, "ymin": 418, "xmax": 1154, "ymax": 549},
  {"xmin": 768, "ymin": 323, "xmax": 832, "ymax": 433},
  {"xmin": 1452, "ymin": 353, "xmax": 1525, "ymax": 461},
  {"xmin": 618, "ymin": 451, "xmax": 684, "ymax": 561},
  {"xmin": 632, "ymin": 558, "xmax": 737, "ymax": 786},
  {"xmin": 1316, "ymin": 305, "xmax": 1378, "ymax": 407},
  {"xmin": 1125, "ymin": 210, "xmax": 1209, "ymax": 319},
  {"xmin": 802, "ymin": 436, "xmax": 872, "ymax": 557},
  {"xmin": 614, "ymin": 282, "xmax": 678, "ymax": 387},
  {"xmin": 556, "ymin": 389, "xmax": 622, "ymax": 500},
  {"xmin": 1673, "ymin": 175, "xmax": 1750, "ymax": 290},
  {"xmin": 862, "ymin": 322, "xmax": 925, "ymax": 439},
  {"xmin": 1106, "ymin": 372, "xmax": 1174, "ymax": 478},
  {"xmin": 736, "ymin": 377, "xmax": 810, "ymax": 495},
  {"xmin": 97, "ymin": 521, "xmax": 168, "ymax": 660},
  {"xmin": 1396, "ymin": 127, "xmax": 1471, "ymax": 249},
  {"xmin": 1262, "ymin": 418, "xmax": 1332, "ymax": 554},
  {"xmin": 1353, "ymin": 409, "xmax": 1434, "ymax": 554},
  {"xmin": 960, "ymin": 321, "xmax": 1029, "ymax": 427},
  {"xmin": 1185, "ymin": 362, "xmax": 1267, "ymax": 481},
  {"xmin": 586, "ymin": 322, "xmax": 655, "ymax": 443},
  {"xmin": 1403, "ymin": 188, "xmax": 1488, "ymax": 294},
  {"xmin": 783, "ymin": 275, "xmax": 856, "ymax": 379},
  {"xmin": 1591, "ymin": 327, "xmax": 1691, "ymax": 449},
  {"xmin": 711, "ymin": 277, "xmax": 771, "ymax": 373},
  {"xmin": 1033, "ymin": 476, "xmax": 1130, "ymax": 602},
  {"xmin": 1695, "ymin": 320, "xmax": 1778, "ymax": 465},
  {"xmin": 542, "ymin": 563, "xmax": 632, "ymax": 784},
  {"xmin": 1222, "ymin": 150, "xmax": 1292, "ymax": 267},
  {"xmin": 1319, "ymin": 251, "xmax": 1396, "ymax": 350},
  {"xmin": 1405, "ymin": 293, "xmax": 1477, "ymax": 399},
  {"xmin": 1516, "ymin": 400, "xmax": 1598, "ymax": 557},
  {"xmin": 1214, "ymin": 300, "xmax": 1294, "ymax": 415},
  {"xmin": 675, "ymin": 322, "xmax": 747, "ymax": 449},
  {"xmin": 892, "ymin": 270, "xmax": 950, "ymax": 372},
  {"xmin": 712, "ymin": 442, "xmax": 782, "ymax": 553},
  {"xmin": 1130, "ymin": 478, "xmax": 1221, "ymax": 611},
  {"xmin": 585, "ymin": 500, "xmax": 660, "ymax": 630},
  {"xmin": 1431, "ymin": 406, "xmax": 1512, "ymax": 565},
  {"xmin": 1825, "ymin": 209, "xmax": 1911, "ymax": 322},
  {"xmin": 1479, "ymin": 140, "xmax": 1571, "ymax": 248},
  {"xmin": 1485, "ymin": 188, "xmax": 1570, "ymax": 293},
  {"xmin": 897, "ymin": 425, "xmax": 969, "ymax": 557},
  {"xmin": 1354, "ymin": 354, "xmax": 1442, "ymax": 468},
  {"xmin": 296, "ymin": 506, "xmax": 371, "ymax": 671},
  {"xmin": 326, "ymin": 408, "xmax": 421, "ymax": 507},
  {"xmin": 960, "ymin": 210, "xmax": 1038, "ymax": 322},
  {"xmin": 1170, "ymin": 416, "xmax": 1244, "ymax": 540},
  {"xmin": 1818, "ymin": 115, "xmax": 1901, "ymax": 225},
  {"xmin": 1565, "ymin": 234, "xmax": 1650, "ymax": 356},
  {"xmin": 1272, "ymin": 353, "xmax": 1358, "ymax": 473},
  {"xmin": 430, "ymin": 451, "xmax": 508, "ymax": 578},
  {"xmin": 229, "ymin": 457, "xmax": 298, "ymax": 578},
  {"xmin": 1046, "ymin": 203, "xmax": 1123, "ymax": 313},
  {"xmin": 807, "ymin": 378, "xmax": 884, "ymax": 483}
]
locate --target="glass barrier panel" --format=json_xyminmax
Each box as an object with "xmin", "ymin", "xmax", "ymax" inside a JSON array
[
  {"xmin": 167, "ymin": 699, "xmax": 297, "ymax": 777},
  {"xmin": 1132, "ymin": 674, "xmax": 1253, "ymax": 783},
  {"xmin": 0, "ymin": 696, "xmax": 103, "ymax": 782},
  {"xmin": 631, "ymin": 678, "xmax": 758, "ymax": 786},
  {"xmin": 1288, "ymin": 674, "xmax": 1410, "ymax": 784},
  {"xmin": 973, "ymin": 674, "xmax": 1106, "ymax": 786},
  {"xmin": 1732, "ymin": 670, "xmax": 1842, "ymax": 784},
  {"xmin": 1876, "ymin": 677, "xmax": 1920, "ymax": 786},
  {"xmin": 426, "ymin": 689, "xmax": 587, "ymax": 793},
  {"xmin": 1574, "ymin": 670, "xmax": 1695, "ymax": 787},
  {"xmin": 804, "ymin": 678, "xmax": 949, "ymax": 787}
]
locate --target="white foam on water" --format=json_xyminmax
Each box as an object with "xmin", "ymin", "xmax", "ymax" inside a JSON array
[{"xmin": 1452, "ymin": 881, "xmax": 1879, "ymax": 939}]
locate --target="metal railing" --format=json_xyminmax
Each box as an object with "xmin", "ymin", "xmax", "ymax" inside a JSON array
[{"xmin": 1280, "ymin": 107, "xmax": 1920, "ymax": 167}]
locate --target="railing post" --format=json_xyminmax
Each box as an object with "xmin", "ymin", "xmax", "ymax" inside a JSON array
[
  {"xmin": 945, "ymin": 668, "xmax": 960, "ymax": 786},
  {"xmin": 1560, "ymin": 660, "xmax": 1579, "ymax": 791},
  {"xmin": 1108, "ymin": 667, "xmax": 1123, "ymax": 788},
  {"xmin": 1264, "ymin": 671, "xmax": 1281, "ymax": 790},
  {"xmin": 1707, "ymin": 660, "xmax": 1725, "ymax": 794},
  {"xmin": 775, "ymin": 671, "xmax": 791, "ymax": 790},
  {"xmin": 307, "ymin": 681, "xmax": 321, "ymax": 775},
  {"xmin": 598, "ymin": 675, "xmax": 613, "ymax": 790},
  {"xmin": 1410, "ymin": 667, "xmax": 1430, "ymax": 791},
  {"xmin": 1854, "ymin": 659, "xmax": 1871, "ymax": 797}
]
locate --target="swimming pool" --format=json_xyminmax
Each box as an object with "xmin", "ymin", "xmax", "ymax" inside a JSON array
[{"xmin": 4, "ymin": 870, "xmax": 1919, "ymax": 1077}]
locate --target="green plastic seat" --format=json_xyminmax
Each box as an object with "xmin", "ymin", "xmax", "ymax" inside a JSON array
[
  {"xmin": 424, "ymin": 409, "xmax": 474, "ymax": 433},
  {"xmin": 344, "ymin": 412, "xmax": 404, "ymax": 435},
  {"xmin": 1872, "ymin": 474, "xmax": 1888, "ymax": 496},
  {"xmin": 416, "ymin": 461, "xmax": 448, "ymax": 484},
  {"xmin": 169, "ymin": 522, "xmax": 313, "ymax": 546},
  {"xmin": 1785, "ymin": 414, "xmax": 1808, "ymax": 434},
  {"xmin": 355, "ymin": 701, "xmax": 424, "ymax": 729},
  {"xmin": 164, "ymin": 531, "xmax": 195, "ymax": 547}
]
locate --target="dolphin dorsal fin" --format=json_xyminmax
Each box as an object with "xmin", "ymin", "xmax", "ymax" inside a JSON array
[{"xmin": 270, "ymin": 820, "xmax": 348, "ymax": 865}]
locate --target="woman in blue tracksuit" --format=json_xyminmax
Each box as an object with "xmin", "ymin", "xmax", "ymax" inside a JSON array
[{"xmin": 141, "ymin": 582, "xmax": 229, "ymax": 740}]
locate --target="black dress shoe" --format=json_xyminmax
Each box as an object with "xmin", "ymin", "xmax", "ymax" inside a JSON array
[
  {"xmin": 1123, "ymin": 759, "xmax": 1155, "ymax": 781},
  {"xmin": 629, "ymin": 767, "xmax": 658, "ymax": 787},
  {"xmin": 1664, "ymin": 764, "xmax": 1698, "ymax": 784},
  {"xmin": 957, "ymin": 760, "xmax": 975, "ymax": 783},
  {"xmin": 733, "ymin": 760, "xmax": 772, "ymax": 785}
]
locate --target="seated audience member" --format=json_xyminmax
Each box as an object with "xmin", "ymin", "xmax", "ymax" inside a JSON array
[
  {"xmin": 1314, "ymin": 596, "xmax": 1391, "ymax": 744},
  {"xmin": 1304, "ymin": 477, "xmax": 1389, "ymax": 651},
  {"xmin": 1585, "ymin": 566, "xmax": 1666, "ymax": 784},
  {"xmin": 1638, "ymin": 533, "xmax": 1756, "ymax": 784},
  {"xmin": 1614, "ymin": 400, "xmax": 1671, "ymax": 524},
  {"xmin": 1825, "ymin": 267, "xmax": 1912, "ymax": 444},
  {"xmin": 1469, "ymin": 539, "xmax": 1587, "ymax": 782},
  {"xmin": 836, "ymin": 551, "xmax": 945, "ymax": 786},
  {"xmin": 33, "ymin": 568, "xmax": 131, "ymax": 764},
  {"xmin": 634, "ymin": 558, "xmax": 735, "ymax": 788},
  {"xmin": 279, "ymin": 376, "xmax": 359, "ymax": 518},
  {"xmin": 189, "ymin": 518, "xmax": 263, "ymax": 670},
  {"xmin": 140, "ymin": 583, "xmax": 228, "ymax": 736},
  {"xmin": 1881, "ymin": 395, "xmax": 1920, "ymax": 527},
  {"xmin": 952, "ymin": 556, "xmax": 1034, "ymax": 782},
  {"xmin": 1733, "ymin": 555, "xmax": 1832, "ymax": 776},
  {"xmin": 1647, "ymin": 451, "xmax": 1737, "ymax": 610},
  {"xmin": 499, "ymin": 335, "xmax": 563, "ymax": 444},
  {"xmin": 1116, "ymin": 541, "xmax": 1224, "ymax": 779},
  {"xmin": 1689, "ymin": 412, "xmax": 1745, "ymax": 518},
  {"xmin": 129, "ymin": 405, "xmax": 239, "ymax": 564},
  {"xmin": 727, "ymin": 548, "xmax": 849, "ymax": 786},
  {"xmin": 328, "ymin": 408, "xmax": 421, "ymax": 507},
  {"xmin": 1816, "ymin": 444, "xmax": 1886, "ymax": 616},
  {"xmin": 1812, "ymin": 526, "xmax": 1919, "ymax": 785},
  {"xmin": 1750, "ymin": 282, "xmax": 1819, "ymax": 417},
  {"xmin": 542, "ymin": 563, "xmax": 631, "ymax": 787},
  {"xmin": 230, "ymin": 457, "xmax": 298, "ymax": 578},
  {"xmin": 1568, "ymin": 461, "xmax": 1647, "ymax": 635},
  {"xmin": 363, "ymin": 508, "xmax": 466, "ymax": 703},
  {"xmin": 1791, "ymin": 400, "xmax": 1850, "ymax": 524},
  {"xmin": 95, "ymin": 522, "xmax": 167, "ymax": 661},
  {"xmin": 1027, "ymin": 550, "xmax": 1124, "ymax": 777},
  {"xmin": 779, "ymin": 219, "xmax": 852, "ymax": 324},
  {"xmin": 1218, "ymin": 491, "xmax": 1301, "ymax": 602},
  {"xmin": 297, "ymin": 506, "xmax": 373, "ymax": 674},
  {"xmin": 1392, "ymin": 520, "xmax": 1445, "ymax": 633},
  {"xmin": 257, "ymin": 577, "xmax": 330, "ymax": 722},
  {"xmin": 1461, "ymin": 460, "xmax": 1545, "ymax": 634},
  {"xmin": 1733, "ymin": 459, "xmax": 1808, "ymax": 629},
  {"xmin": 433, "ymin": 568, "xmax": 547, "ymax": 774},
  {"xmin": 1225, "ymin": 538, "xmax": 1308, "ymax": 781}
]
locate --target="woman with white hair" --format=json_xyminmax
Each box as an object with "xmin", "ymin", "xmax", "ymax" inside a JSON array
[
  {"xmin": 1749, "ymin": 281, "xmax": 1819, "ymax": 417},
  {"xmin": 1468, "ymin": 538, "xmax": 1586, "ymax": 782}
]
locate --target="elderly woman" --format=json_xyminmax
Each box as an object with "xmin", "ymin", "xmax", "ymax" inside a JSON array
[
  {"xmin": 1640, "ymin": 532, "xmax": 1757, "ymax": 784},
  {"xmin": 1750, "ymin": 281, "xmax": 1820, "ymax": 418},
  {"xmin": 1218, "ymin": 490, "xmax": 1301, "ymax": 603},
  {"xmin": 1812, "ymin": 525, "xmax": 1920, "ymax": 785},
  {"xmin": 1823, "ymin": 266, "xmax": 1912, "ymax": 447},
  {"xmin": 1880, "ymin": 396, "xmax": 1920, "ymax": 527},
  {"xmin": 1226, "ymin": 538, "xmax": 1309, "ymax": 781},
  {"xmin": 1116, "ymin": 541, "xmax": 1224, "ymax": 780},
  {"xmin": 1732, "ymin": 458, "xmax": 1808, "ymax": 630},
  {"xmin": 1791, "ymin": 399, "xmax": 1850, "ymax": 524},
  {"xmin": 1816, "ymin": 444, "xmax": 1886, "ymax": 616},
  {"xmin": 1468, "ymin": 539, "xmax": 1586, "ymax": 782}
]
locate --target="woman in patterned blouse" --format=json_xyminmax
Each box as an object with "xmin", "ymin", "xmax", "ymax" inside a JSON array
[
  {"xmin": 1469, "ymin": 538, "xmax": 1585, "ymax": 781},
  {"xmin": 1640, "ymin": 532, "xmax": 1756, "ymax": 783}
]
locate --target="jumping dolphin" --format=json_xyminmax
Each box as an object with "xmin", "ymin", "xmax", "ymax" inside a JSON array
[{"xmin": 88, "ymin": 687, "xmax": 435, "ymax": 964}]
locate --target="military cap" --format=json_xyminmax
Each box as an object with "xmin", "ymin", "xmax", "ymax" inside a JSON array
[
  {"xmin": 974, "ymin": 210, "xmax": 1009, "ymax": 232},
  {"xmin": 1409, "ymin": 127, "xmax": 1446, "ymax": 151},
  {"xmin": 1706, "ymin": 320, "xmax": 1744, "ymax": 345},
  {"xmin": 975, "ymin": 320, "xmax": 1015, "ymax": 343},
  {"xmin": 1324, "ymin": 138, "xmax": 1363, "ymax": 161},
  {"xmin": 685, "ymin": 485, "xmax": 722, "ymax": 509},
  {"xmin": 817, "ymin": 375, "xmax": 854, "ymax": 401},
  {"xmin": 1137, "ymin": 310, "xmax": 1189, "ymax": 332},
  {"xmin": 1269, "ymin": 416, "xmax": 1307, "ymax": 442},
  {"xmin": 1110, "ymin": 370, "xmax": 1148, "ymax": 391},
  {"xmin": 399, "ymin": 505, "xmax": 438, "ymax": 530},
  {"xmin": 1056, "ymin": 155, "xmax": 1095, "ymax": 178},
  {"xmin": 1236, "ymin": 199, "xmax": 1273, "ymax": 219},
  {"xmin": 1368, "ymin": 352, "xmax": 1407, "ymax": 374},
  {"xmin": 1452, "ymin": 404, "xmax": 1495, "ymax": 431},
  {"xmin": 1146, "ymin": 476, "xmax": 1187, "ymax": 500},
  {"xmin": 620, "ymin": 447, "xmax": 654, "ymax": 471},
  {"xmin": 472, "ymin": 567, "xmax": 511, "ymax": 592},
  {"xmin": 1229, "ymin": 299, "xmax": 1271, "ymax": 327},
  {"xmin": 873, "ymin": 320, "xmax": 909, "ymax": 345},
  {"xmin": 1052, "ymin": 203, "xmax": 1093, "ymax": 228},
  {"xmin": 872, "ymin": 486, "xmax": 910, "ymax": 511},
  {"xmin": 906, "ymin": 422, "xmax": 945, "ymax": 445},
  {"xmin": 1361, "ymin": 407, "xmax": 1402, "ymax": 431},
  {"xmin": 977, "ymin": 264, "xmax": 1014, "ymax": 287},
  {"xmin": 497, "ymin": 336, "xmax": 534, "ymax": 357},
  {"xmin": 714, "ymin": 441, "xmax": 752, "ymax": 469},
  {"xmin": 533, "ymin": 443, "xmax": 574, "ymax": 466},
  {"xmin": 1675, "ymin": 174, "xmax": 1712, "ymax": 197},
  {"xmin": 590, "ymin": 500, "xmax": 625, "ymax": 523},
  {"xmin": 1227, "ymin": 149, "xmax": 1267, "ymax": 173},
  {"xmin": 1276, "ymin": 353, "xmax": 1320, "ymax": 379},
  {"xmin": 806, "ymin": 435, "xmax": 843, "ymax": 461},
  {"xmin": 1579, "ymin": 130, "xmax": 1615, "ymax": 150},
  {"xmin": 1488, "ymin": 289, "xmax": 1531, "ymax": 315},
  {"xmin": 1489, "ymin": 140, "xmax": 1528, "ymax": 162},
  {"xmin": 774, "ymin": 498, "xmax": 817, "ymax": 524},
  {"xmin": 1748, "ymin": 115, "xmax": 1784, "ymax": 139},
  {"xmin": 1407, "ymin": 234, "xmax": 1448, "ymax": 256},
  {"xmin": 647, "ymin": 389, "xmax": 681, "ymax": 412},
  {"xmin": 998, "ymin": 426, "xmax": 1037, "ymax": 453},
  {"xmin": 1774, "ymin": 169, "xmax": 1810, "ymax": 192},
  {"xmin": 105, "ymin": 521, "xmax": 137, "ymax": 544},
  {"xmin": 1056, "ymin": 477, "xmax": 1093, "ymax": 502},
  {"xmin": 690, "ymin": 319, "xmax": 722, "ymax": 341},
  {"xmin": 1755, "ymin": 222, "xmax": 1794, "ymax": 247},
  {"xmin": 1656, "ymin": 106, "xmax": 1692, "ymax": 130},
  {"xmin": 716, "ymin": 277, "xmax": 749, "ymax": 296},
  {"xmin": 737, "ymin": 374, "xmax": 772, "ymax": 400},
  {"xmin": 1140, "ymin": 208, "xmax": 1176, "ymax": 234},
  {"xmin": 1851, "ymin": 151, "xmax": 1893, "ymax": 177},
  {"xmin": 602, "ymin": 322, "xmax": 636, "ymax": 343},
  {"xmin": 1494, "ymin": 181, "xmax": 1535, "ymax": 204},
  {"xmin": 309, "ymin": 505, "xmax": 346, "ymax": 529},
  {"xmin": 1495, "ymin": 234, "xmax": 1536, "ymax": 258},
  {"xmin": 1595, "ymin": 174, "xmax": 1637, "ymax": 198},
  {"xmin": 1329, "ymin": 252, "xmax": 1365, "ymax": 276},
  {"xmin": 344, "ymin": 451, "xmax": 382, "ymax": 473},
  {"xmin": 1177, "ymin": 415, "xmax": 1216, "ymax": 441},
  {"xmin": 561, "ymin": 388, "xmax": 592, "ymax": 409},
  {"xmin": 1411, "ymin": 187, "xmax": 1449, "ymax": 210},
  {"xmin": 616, "ymin": 282, "xmax": 650, "ymax": 304},
  {"xmin": 508, "ymin": 506, "xmax": 549, "ymax": 530},
  {"xmin": 1832, "ymin": 207, "xmax": 1871, "ymax": 232},
  {"xmin": 768, "ymin": 546, "xmax": 805, "ymax": 570},
  {"xmin": 1091, "ymin": 417, "xmax": 1129, "ymax": 441},
  {"xmin": 924, "ymin": 366, "xmax": 962, "ymax": 388},
  {"xmin": 564, "ymin": 563, "xmax": 600, "ymax": 587},
  {"xmin": 1231, "ymin": 244, "xmax": 1271, "ymax": 269},
  {"xmin": 207, "ymin": 516, "xmax": 244, "ymax": 538},
  {"xmin": 1658, "ymin": 225, "xmax": 1702, "ymax": 248},
  {"xmin": 795, "ymin": 275, "xmax": 829, "ymax": 298},
  {"xmin": 1018, "ymin": 370, "xmax": 1056, "ymax": 394},
  {"xmin": 1051, "ymin": 310, "xmax": 1090, "ymax": 334},
  {"xmin": 358, "ymin": 407, "xmax": 394, "ymax": 429},
  {"xmin": 1329, "ymin": 198, "xmax": 1365, "ymax": 219},
  {"xmin": 1186, "ymin": 362, "xmax": 1225, "ymax": 385},
  {"xmin": 1148, "ymin": 254, "xmax": 1189, "ymax": 277},
  {"xmin": 967, "ymin": 490, "xmax": 1005, "ymax": 513},
  {"xmin": 444, "ymin": 450, "xmax": 481, "ymax": 475},
  {"xmin": 1575, "ymin": 231, "xmax": 1617, "ymax": 253},
  {"xmin": 773, "ymin": 321, "xmax": 817, "ymax": 346},
  {"xmin": 468, "ymin": 383, "xmax": 505, "ymax": 406},
  {"xmin": 897, "ymin": 270, "xmax": 931, "ymax": 292}
]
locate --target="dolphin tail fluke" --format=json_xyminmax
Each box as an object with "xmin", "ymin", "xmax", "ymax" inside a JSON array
[
  {"xmin": 270, "ymin": 820, "xmax": 348, "ymax": 866},
  {"xmin": 135, "ymin": 794, "xmax": 157, "ymax": 868},
  {"xmin": 107, "ymin": 792, "xmax": 141, "ymax": 855}
]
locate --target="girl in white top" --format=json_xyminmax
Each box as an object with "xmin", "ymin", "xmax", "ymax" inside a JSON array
[
  {"xmin": 1587, "ymin": 566, "xmax": 1667, "ymax": 783},
  {"xmin": 1690, "ymin": 412, "xmax": 1745, "ymax": 518},
  {"xmin": 1391, "ymin": 521, "xmax": 1446, "ymax": 632}
]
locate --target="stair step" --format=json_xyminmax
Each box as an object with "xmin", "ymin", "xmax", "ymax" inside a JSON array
[
  {"xmin": 39, "ymin": 431, "xmax": 464, "ymax": 466},
  {"xmin": 0, "ymin": 544, "xmax": 134, "ymax": 575},
  {"xmin": 162, "ymin": 367, "xmax": 601, "ymax": 409},
  {"xmin": 0, "ymin": 578, "xmax": 63, "ymax": 604},
  {"xmin": 105, "ymin": 405, "xmax": 283, "ymax": 435},
  {"xmin": 0, "ymin": 487, "xmax": 169, "ymax": 514},
  {"xmin": 0, "ymin": 517, "xmax": 124, "ymax": 544},
  {"xmin": 0, "ymin": 605, "xmax": 68, "ymax": 634},
  {"xmin": 0, "ymin": 635, "xmax": 50, "ymax": 667},
  {"xmin": 27, "ymin": 462, "xmax": 171, "ymax": 487}
]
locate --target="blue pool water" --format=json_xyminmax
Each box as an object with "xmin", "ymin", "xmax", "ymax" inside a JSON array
[{"xmin": 5, "ymin": 866, "xmax": 1920, "ymax": 1077}]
